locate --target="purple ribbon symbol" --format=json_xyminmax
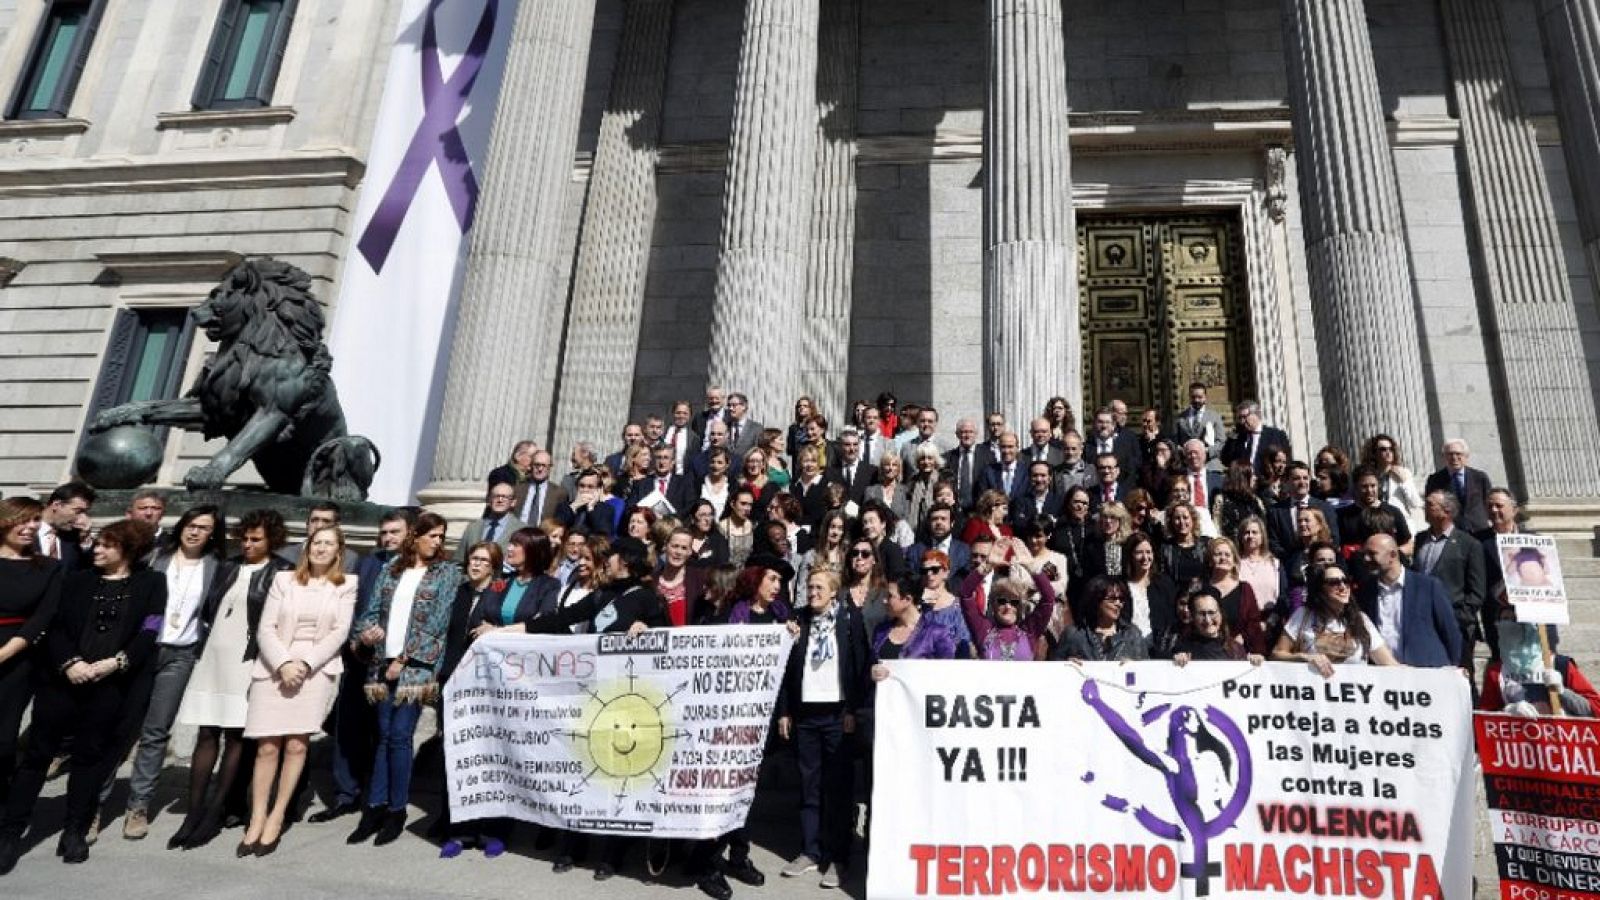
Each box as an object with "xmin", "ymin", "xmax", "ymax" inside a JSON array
[{"xmin": 358, "ymin": 0, "xmax": 498, "ymax": 274}]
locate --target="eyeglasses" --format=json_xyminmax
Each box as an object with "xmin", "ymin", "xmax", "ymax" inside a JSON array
[
  {"xmin": 1323, "ymin": 577, "xmax": 1351, "ymax": 588},
  {"xmin": 183, "ymin": 523, "xmax": 213, "ymax": 533},
  {"xmin": 1375, "ymin": 445, "xmax": 1394, "ymax": 453},
  {"xmin": 993, "ymin": 597, "xmax": 1018, "ymax": 608},
  {"xmin": 851, "ymin": 549, "xmax": 875, "ymax": 560},
  {"xmin": 922, "ymin": 566, "xmax": 944, "ymax": 574}
]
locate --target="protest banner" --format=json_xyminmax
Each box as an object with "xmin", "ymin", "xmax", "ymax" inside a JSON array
[
  {"xmin": 868, "ymin": 660, "xmax": 1475, "ymax": 899},
  {"xmin": 1497, "ymin": 534, "xmax": 1568, "ymax": 625},
  {"xmin": 1477, "ymin": 713, "xmax": 1600, "ymax": 899},
  {"xmin": 443, "ymin": 626, "xmax": 792, "ymax": 839}
]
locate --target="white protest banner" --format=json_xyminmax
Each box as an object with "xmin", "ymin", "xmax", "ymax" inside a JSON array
[
  {"xmin": 869, "ymin": 660, "xmax": 1475, "ymax": 900},
  {"xmin": 329, "ymin": 0, "xmax": 517, "ymax": 504},
  {"xmin": 1497, "ymin": 534, "xmax": 1569, "ymax": 625},
  {"xmin": 444, "ymin": 626, "xmax": 792, "ymax": 838}
]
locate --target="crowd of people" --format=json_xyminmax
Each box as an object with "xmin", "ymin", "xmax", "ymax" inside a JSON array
[{"xmin": 0, "ymin": 384, "xmax": 1590, "ymax": 895}]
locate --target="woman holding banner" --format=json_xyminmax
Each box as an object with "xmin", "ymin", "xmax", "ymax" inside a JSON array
[
  {"xmin": 777, "ymin": 569, "xmax": 872, "ymax": 889},
  {"xmin": 438, "ymin": 541, "xmax": 511, "ymax": 859},
  {"xmin": 1053, "ymin": 577, "xmax": 1149, "ymax": 662},
  {"xmin": 1271, "ymin": 563, "xmax": 1398, "ymax": 676}
]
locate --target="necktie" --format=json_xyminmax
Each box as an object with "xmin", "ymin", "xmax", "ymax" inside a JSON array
[
  {"xmin": 731, "ymin": 422, "xmax": 742, "ymax": 446},
  {"xmin": 484, "ymin": 518, "xmax": 499, "ymax": 542},
  {"xmin": 1192, "ymin": 471, "xmax": 1206, "ymax": 508},
  {"xmin": 958, "ymin": 449, "xmax": 972, "ymax": 495},
  {"xmin": 45, "ymin": 531, "xmax": 59, "ymax": 559},
  {"xmin": 864, "ymin": 434, "xmax": 874, "ymax": 461},
  {"xmin": 658, "ymin": 477, "xmax": 668, "ymax": 496},
  {"xmin": 1454, "ymin": 470, "xmax": 1466, "ymax": 502},
  {"xmin": 1104, "ymin": 485, "xmax": 1114, "ymax": 503},
  {"xmin": 1034, "ymin": 447, "xmax": 1044, "ymax": 463},
  {"xmin": 1003, "ymin": 466, "xmax": 1014, "ymax": 494},
  {"xmin": 1248, "ymin": 432, "xmax": 1259, "ymax": 464},
  {"xmin": 846, "ymin": 463, "xmax": 856, "ymax": 485}
]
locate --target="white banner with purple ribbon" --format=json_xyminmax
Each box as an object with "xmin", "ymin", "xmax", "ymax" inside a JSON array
[
  {"xmin": 329, "ymin": 0, "xmax": 516, "ymax": 504},
  {"xmin": 868, "ymin": 661, "xmax": 1476, "ymax": 899}
]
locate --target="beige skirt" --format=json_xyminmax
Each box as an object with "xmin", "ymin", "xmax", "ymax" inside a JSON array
[{"xmin": 243, "ymin": 669, "xmax": 337, "ymax": 738}]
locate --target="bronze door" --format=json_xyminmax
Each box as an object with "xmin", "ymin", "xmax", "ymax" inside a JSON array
[{"xmin": 1078, "ymin": 214, "xmax": 1254, "ymax": 424}]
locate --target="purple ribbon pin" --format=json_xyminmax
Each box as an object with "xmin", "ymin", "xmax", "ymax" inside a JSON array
[{"xmin": 358, "ymin": 0, "xmax": 498, "ymax": 273}]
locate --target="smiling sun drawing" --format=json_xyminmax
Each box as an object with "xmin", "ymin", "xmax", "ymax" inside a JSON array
[{"xmin": 568, "ymin": 658, "xmax": 690, "ymax": 798}]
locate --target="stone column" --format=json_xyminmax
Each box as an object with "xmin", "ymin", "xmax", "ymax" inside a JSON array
[
  {"xmin": 550, "ymin": 0, "xmax": 674, "ymax": 459},
  {"xmin": 799, "ymin": 0, "xmax": 860, "ymax": 427},
  {"xmin": 705, "ymin": 0, "xmax": 821, "ymax": 423},
  {"xmin": 1442, "ymin": 0, "xmax": 1600, "ymax": 499},
  {"xmin": 983, "ymin": 0, "xmax": 1079, "ymax": 429},
  {"xmin": 1537, "ymin": 0, "xmax": 1600, "ymax": 301},
  {"xmin": 1279, "ymin": 0, "xmax": 1432, "ymax": 459},
  {"xmin": 423, "ymin": 1, "xmax": 597, "ymax": 508}
]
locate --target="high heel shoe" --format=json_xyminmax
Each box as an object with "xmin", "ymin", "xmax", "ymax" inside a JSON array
[
  {"xmin": 236, "ymin": 840, "xmax": 258, "ymax": 858},
  {"xmin": 183, "ymin": 809, "xmax": 223, "ymax": 850},
  {"xmin": 167, "ymin": 811, "xmax": 203, "ymax": 850},
  {"xmin": 254, "ymin": 837, "xmax": 280, "ymax": 857}
]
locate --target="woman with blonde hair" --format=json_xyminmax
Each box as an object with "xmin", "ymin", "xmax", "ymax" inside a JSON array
[
  {"xmin": 1201, "ymin": 536, "xmax": 1264, "ymax": 655},
  {"xmin": 863, "ymin": 453, "xmax": 909, "ymax": 521},
  {"xmin": 240, "ymin": 526, "xmax": 357, "ymax": 855}
]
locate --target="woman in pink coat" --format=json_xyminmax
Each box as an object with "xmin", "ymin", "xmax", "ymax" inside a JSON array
[{"xmin": 239, "ymin": 526, "xmax": 357, "ymax": 855}]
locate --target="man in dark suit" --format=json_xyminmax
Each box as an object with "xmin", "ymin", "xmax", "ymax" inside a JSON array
[
  {"xmin": 1087, "ymin": 408, "xmax": 1141, "ymax": 477},
  {"xmin": 943, "ymin": 418, "xmax": 991, "ymax": 511},
  {"xmin": 515, "ymin": 447, "xmax": 569, "ymax": 525},
  {"xmin": 1357, "ymin": 534, "xmax": 1462, "ymax": 668},
  {"xmin": 905, "ymin": 503, "xmax": 971, "ymax": 577},
  {"xmin": 604, "ymin": 422, "xmax": 648, "ymax": 478},
  {"xmin": 1267, "ymin": 461, "xmax": 1341, "ymax": 555},
  {"xmin": 788, "ymin": 447, "xmax": 839, "ymax": 527},
  {"xmin": 1088, "ymin": 452, "xmax": 1129, "ymax": 512},
  {"xmin": 1009, "ymin": 461, "xmax": 1065, "ymax": 529},
  {"xmin": 829, "ymin": 428, "xmax": 875, "ymax": 504},
  {"xmin": 1220, "ymin": 400, "xmax": 1290, "ymax": 474},
  {"xmin": 694, "ymin": 385, "xmax": 728, "ymax": 450},
  {"xmin": 687, "ymin": 419, "xmax": 741, "ymax": 485},
  {"xmin": 1021, "ymin": 418, "xmax": 1065, "ymax": 469},
  {"xmin": 631, "ymin": 444, "xmax": 695, "ymax": 517},
  {"xmin": 661, "ymin": 400, "xmax": 697, "ymax": 473},
  {"xmin": 978, "ymin": 432, "xmax": 1028, "ymax": 501},
  {"xmin": 1171, "ymin": 382, "xmax": 1226, "ymax": 466},
  {"xmin": 723, "ymin": 392, "xmax": 762, "ymax": 457},
  {"xmin": 1423, "ymin": 439, "xmax": 1493, "ymax": 537},
  {"xmin": 35, "ymin": 481, "xmax": 95, "ymax": 569},
  {"xmin": 1414, "ymin": 491, "xmax": 1487, "ymax": 675}
]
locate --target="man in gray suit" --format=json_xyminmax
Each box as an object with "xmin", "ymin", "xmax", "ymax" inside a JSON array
[
  {"xmin": 517, "ymin": 448, "xmax": 569, "ymax": 525},
  {"xmin": 1172, "ymin": 381, "xmax": 1226, "ymax": 467},
  {"xmin": 457, "ymin": 480, "xmax": 524, "ymax": 561},
  {"xmin": 1413, "ymin": 491, "xmax": 1487, "ymax": 675},
  {"xmin": 724, "ymin": 392, "xmax": 762, "ymax": 456}
]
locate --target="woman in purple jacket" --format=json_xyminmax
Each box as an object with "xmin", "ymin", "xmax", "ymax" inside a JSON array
[{"xmin": 871, "ymin": 574, "xmax": 956, "ymax": 670}]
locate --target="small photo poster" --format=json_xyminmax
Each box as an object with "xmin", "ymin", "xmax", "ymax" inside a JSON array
[{"xmin": 1497, "ymin": 533, "xmax": 1567, "ymax": 625}]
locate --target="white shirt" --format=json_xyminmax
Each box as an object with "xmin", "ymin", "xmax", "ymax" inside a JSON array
[
  {"xmin": 1127, "ymin": 580, "xmax": 1152, "ymax": 638},
  {"xmin": 162, "ymin": 558, "xmax": 208, "ymax": 646},
  {"xmin": 801, "ymin": 608, "xmax": 842, "ymax": 704},
  {"xmin": 37, "ymin": 521, "xmax": 63, "ymax": 559},
  {"xmin": 1284, "ymin": 607, "xmax": 1387, "ymax": 664},
  {"xmin": 1375, "ymin": 571, "xmax": 1406, "ymax": 654},
  {"xmin": 385, "ymin": 567, "xmax": 425, "ymax": 659}
]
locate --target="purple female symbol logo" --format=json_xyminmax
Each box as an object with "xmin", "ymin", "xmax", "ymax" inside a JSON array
[
  {"xmin": 1081, "ymin": 678, "xmax": 1252, "ymax": 897},
  {"xmin": 357, "ymin": 0, "xmax": 498, "ymax": 274}
]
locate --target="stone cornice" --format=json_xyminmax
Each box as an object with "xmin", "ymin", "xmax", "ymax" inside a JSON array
[
  {"xmin": 95, "ymin": 250, "xmax": 244, "ymax": 283},
  {"xmin": 154, "ymin": 106, "xmax": 297, "ymax": 131},
  {"xmin": 0, "ymin": 117, "xmax": 91, "ymax": 139},
  {"xmin": 0, "ymin": 151, "xmax": 365, "ymax": 196}
]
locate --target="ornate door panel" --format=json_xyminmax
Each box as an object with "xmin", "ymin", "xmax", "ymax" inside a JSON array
[{"xmin": 1079, "ymin": 215, "xmax": 1254, "ymax": 422}]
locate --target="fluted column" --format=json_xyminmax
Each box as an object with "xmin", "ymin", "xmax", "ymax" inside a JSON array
[
  {"xmin": 705, "ymin": 0, "xmax": 820, "ymax": 423},
  {"xmin": 425, "ymin": 0, "xmax": 597, "ymax": 503},
  {"xmin": 983, "ymin": 0, "xmax": 1078, "ymax": 429},
  {"xmin": 1280, "ymin": 0, "xmax": 1431, "ymax": 459},
  {"xmin": 1442, "ymin": 0, "xmax": 1600, "ymax": 499},
  {"xmin": 550, "ymin": 0, "xmax": 674, "ymax": 459},
  {"xmin": 1537, "ymin": 0, "xmax": 1600, "ymax": 302},
  {"xmin": 799, "ymin": 0, "xmax": 859, "ymax": 427}
]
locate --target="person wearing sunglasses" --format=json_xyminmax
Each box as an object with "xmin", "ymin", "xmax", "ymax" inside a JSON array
[
  {"xmin": 958, "ymin": 539, "xmax": 1064, "ymax": 661},
  {"xmin": 1, "ymin": 519, "xmax": 165, "ymax": 872},
  {"xmin": 1052, "ymin": 577, "xmax": 1148, "ymax": 663},
  {"xmin": 1273, "ymin": 563, "xmax": 1399, "ymax": 677},
  {"xmin": 916, "ymin": 550, "xmax": 972, "ymax": 659}
]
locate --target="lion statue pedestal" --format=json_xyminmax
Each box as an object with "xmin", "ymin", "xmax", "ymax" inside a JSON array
[{"xmin": 78, "ymin": 259, "xmax": 381, "ymax": 501}]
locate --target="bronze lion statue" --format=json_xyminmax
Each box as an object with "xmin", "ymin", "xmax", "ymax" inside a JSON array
[{"xmin": 90, "ymin": 259, "xmax": 380, "ymax": 500}]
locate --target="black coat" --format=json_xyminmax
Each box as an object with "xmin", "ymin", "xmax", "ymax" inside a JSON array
[
  {"xmin": 779, "ymin": 602, "xmax": 872, "ymax": 718},
  {"xmin": 529, "ymin": 580, "xmax": 670, "ymax": 634},
  {"xmin": 1424, "ymin": 467, "xmax": 1493, "ymax": 536},
  {"xmin": 46, "ymin": 569, "xmax": 168, "ymax": 673},
  {"xmin": 1221, "ymin": 426, "xmax": 1292, "ymax": 472},
  {"xmin": 199, "ymin": 554, "xmax": 295, "ymax": 662}
]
